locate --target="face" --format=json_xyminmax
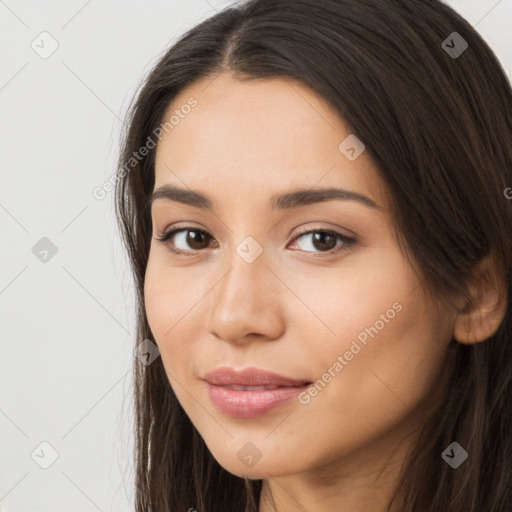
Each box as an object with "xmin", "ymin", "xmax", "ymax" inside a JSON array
[{"xmin": 144, "ymin": 72, "xmax": 457, "ymax": 480}]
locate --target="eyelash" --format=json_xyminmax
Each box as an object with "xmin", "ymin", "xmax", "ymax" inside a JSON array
[{"xmin": 155, "ymin": 225, "xmax": 355, "ymax": 257}]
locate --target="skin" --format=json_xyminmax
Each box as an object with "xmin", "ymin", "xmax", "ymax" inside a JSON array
[{"xmin": 144, "ymin": 72, "xmax": 506, "ymax": 511}]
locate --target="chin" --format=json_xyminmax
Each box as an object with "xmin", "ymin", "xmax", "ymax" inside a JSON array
[{"xmin": 208, "ymin": 446, "xmax": 298, "ymax": 479}]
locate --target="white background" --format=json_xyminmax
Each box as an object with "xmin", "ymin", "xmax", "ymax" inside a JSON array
[{"xmin": 0, "ymin": 1, "xmax": 511, "ymax": 510}]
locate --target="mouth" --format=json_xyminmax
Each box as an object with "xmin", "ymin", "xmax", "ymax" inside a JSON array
[
  {"xmin": 202, "ymin": 366, "xmax": 313, "ymax": 418},
  {"xmin": 220, "ymin": 384, "xmax": 298, "ymax": 390},
  {"xmin": 202, "ymin": 366, "xmax": 311, "ymax": 387}
]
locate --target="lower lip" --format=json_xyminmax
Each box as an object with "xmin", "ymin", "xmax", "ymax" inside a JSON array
[{"xmin": 205, "ymin": 382, "xmax": 309, "ymax": 418}]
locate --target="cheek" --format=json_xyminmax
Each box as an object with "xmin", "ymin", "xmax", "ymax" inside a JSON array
[
  {"xmin": 281, "ymin": 249, "xmax": 411, "ymax": 353},
  {"xmin": 144, "ymin": 250, "xmax": 204, "ymax": 334},
  {"xmin": 143, "ymin": 255, "xmax": 199, "ymax": 368},
  {"xmin": 288, "ymin": 254, "xmax": 449, "ymax": 432},
  {"xmin": 144, "ymin": 252, "xmax": 228, "ymax": 406}
]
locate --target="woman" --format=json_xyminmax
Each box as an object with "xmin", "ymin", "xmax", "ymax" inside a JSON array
[{"xmin": 115, "ymin": 0, "xmax": 512, "ymax": 510}]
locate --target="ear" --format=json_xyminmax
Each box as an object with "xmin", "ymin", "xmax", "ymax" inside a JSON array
[{"xmin": 453, "ymin": 254, "xmax": 508, "ymax": 344}]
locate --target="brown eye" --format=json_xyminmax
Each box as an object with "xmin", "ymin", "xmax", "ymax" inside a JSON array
[
  {"xmin": 289, "ymin": 229, "xmax": 355, "ymax": 255},
  {"xmin": 183, "ymin": 230, "xmax": 211, "ymax": 250},
  {"xmin": 156, "ymin": 228, "xmax": 215, "ymax": 254},
  {"xmin": 156, "ymin": 226, "xmax": 355, "ymax": 257},
  {"xmin": 311, "ymin": 232, "xmax": 337, "ymax": 251}
]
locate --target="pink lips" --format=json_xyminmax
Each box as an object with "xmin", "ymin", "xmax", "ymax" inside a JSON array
[{"xmin": 202, "ymin": 366, "xmax": 311, "ymax": 418}]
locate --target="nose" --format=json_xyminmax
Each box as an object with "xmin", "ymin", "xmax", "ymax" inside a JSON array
[{"xmin": 207, "ymin": 243, "xmax": 285, "ymax": 345}]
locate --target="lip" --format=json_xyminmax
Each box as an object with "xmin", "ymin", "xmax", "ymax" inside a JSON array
[
  {"xmin": 202, "ymin": 366, "xmax": 312, "ymax": 418},
  {"xmin": 202, "ymin": 366, "xmax": 311, "ymax": 387}
]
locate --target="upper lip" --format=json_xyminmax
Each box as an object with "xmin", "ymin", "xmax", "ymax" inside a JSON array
[{"xmin": 202, "ymin": 366, "xmax": 311, "ymax": 387}]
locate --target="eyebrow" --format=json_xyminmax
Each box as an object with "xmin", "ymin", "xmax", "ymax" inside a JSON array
[{"xmin": 146, "ymin": 183, "xmax": 382, "ymax": 212}]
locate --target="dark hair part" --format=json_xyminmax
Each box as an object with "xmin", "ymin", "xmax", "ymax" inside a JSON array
[{"xmin": 115, "ymin": 0, "xmax": 512, "ymax": 510}]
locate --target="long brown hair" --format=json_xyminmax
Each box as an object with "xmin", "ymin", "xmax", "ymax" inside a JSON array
[{"xmin": 114, "ymin": 0, "xmax": 512, "ymax": 510}]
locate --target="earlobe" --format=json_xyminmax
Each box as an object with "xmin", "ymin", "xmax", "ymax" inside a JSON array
[{"xmin": 452, "ymin": 256, "xmax": 508, "ymax": 345}]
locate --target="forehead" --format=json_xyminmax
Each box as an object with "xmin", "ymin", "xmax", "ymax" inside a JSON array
[{"xmin": 153, "ymin": 72, "xmax": 388, "ymax": 210}]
